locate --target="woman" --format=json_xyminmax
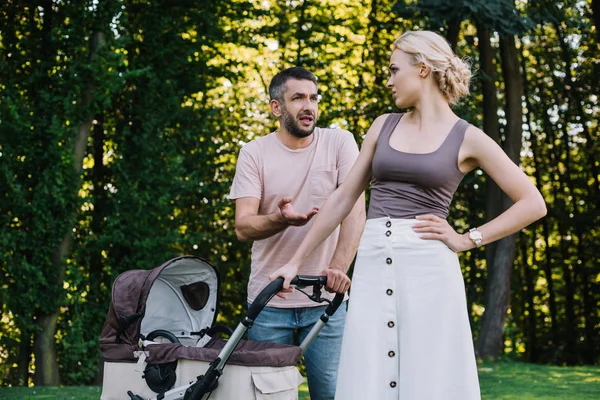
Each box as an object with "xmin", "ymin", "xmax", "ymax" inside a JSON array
[{"xmin": 270, "ymin": 30, "xmax": 547, "ymax": 399}]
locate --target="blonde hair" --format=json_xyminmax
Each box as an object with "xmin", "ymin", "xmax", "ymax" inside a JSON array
[{"xmin": 393, "ymin": 31, "xmax": 471, "ymax": 105}]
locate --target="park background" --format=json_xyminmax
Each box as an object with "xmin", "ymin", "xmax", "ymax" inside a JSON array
[{"xmin": 0, "ymin": 0, "xmax": 599, "ymax": 395}]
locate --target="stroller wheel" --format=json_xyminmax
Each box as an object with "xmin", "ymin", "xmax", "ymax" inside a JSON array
[
  {"xmin": 143, "ymin": 361, "xmax": 177, "ymax": 394},
  {"xmin": 143, "ymin": 329, "xmax": 179, "ymax": 393}
]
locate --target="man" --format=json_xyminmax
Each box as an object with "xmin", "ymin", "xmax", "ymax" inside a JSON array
[{"xmin": 228, "ymin": 67, "xmax": 365, "ymax": 400}]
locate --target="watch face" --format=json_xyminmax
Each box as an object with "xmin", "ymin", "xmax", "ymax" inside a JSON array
[{"xmin": 470, "ymin": 231, "xmax": 482, "ymax": 240}]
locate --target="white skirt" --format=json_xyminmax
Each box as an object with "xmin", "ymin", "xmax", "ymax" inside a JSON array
[{"xmin": 335, "ymin": 218, "xmax": 480, "ymax": 400}]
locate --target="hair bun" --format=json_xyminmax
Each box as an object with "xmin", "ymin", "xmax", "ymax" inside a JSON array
[{"xmin": 441, "ymin": 56, "xmax": 471, "ymax": 105}]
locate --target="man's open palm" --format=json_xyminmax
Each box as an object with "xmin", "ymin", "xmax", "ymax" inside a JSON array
[{"xmin": 278, "ymin": 196, "xmax": 318, "ymax": 226}]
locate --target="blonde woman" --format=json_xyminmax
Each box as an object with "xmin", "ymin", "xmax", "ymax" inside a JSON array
[{"xmin": 270, "ymin": 30, "xmax": 546, "ymax": 399}]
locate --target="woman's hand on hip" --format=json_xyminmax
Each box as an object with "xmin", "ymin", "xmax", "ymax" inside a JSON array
[{"xmin": 413, "ymin": 214, "xmax": 473, "ymax": 252}]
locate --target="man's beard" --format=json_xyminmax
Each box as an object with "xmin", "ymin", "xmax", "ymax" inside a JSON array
[{"xmin": 281, "ymin": 105, "xmax": 317, "ymax": 138}]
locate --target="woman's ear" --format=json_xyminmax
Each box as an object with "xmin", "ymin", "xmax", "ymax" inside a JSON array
[{"xmin": 419, "ymin": 63, "xmax": 431, "ymax": 78}]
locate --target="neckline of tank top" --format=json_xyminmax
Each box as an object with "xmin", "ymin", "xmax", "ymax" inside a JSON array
[
  {"xmin": 386, "ymin": 113, "xmax": 464, "ymax": 156},
  {"xmin": 271, "ymin": 129, "xmax": 319, "ymax": 153}
]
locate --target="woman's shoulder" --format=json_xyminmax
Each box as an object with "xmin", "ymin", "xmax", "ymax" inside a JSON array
[
  {"xmin": 368, "ymin": 113, "xmax": 397, "ymax": 135},
  {"xmin": 375, "ymin": 112, "xmax": 404, "ymax": 123},
  {"xmin": 463, "ymin": 123, "xmax": 494, "ymax": 147},
  {"xmin": 461, "ymin": 123, "xmax": 504, "ymax": 161},
  {"xmin": 360, "ymin": 113, "xmax": 396, "ymax": 149}
]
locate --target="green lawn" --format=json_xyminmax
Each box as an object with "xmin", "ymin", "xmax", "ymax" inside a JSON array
[
  {"xmin": 0, "ymin": 361, "xmax": 598, "ymax": 399},
  {"xmin": 0, "ymin": 386, "xmax": 101, "ymax": 399},
  {"xmin": 299, "ymin": 361, "xmax": 600, "ymax": 400},
  {"xmin": 477, "ymin": 361, "xmax": 600, "ymax": 400}
]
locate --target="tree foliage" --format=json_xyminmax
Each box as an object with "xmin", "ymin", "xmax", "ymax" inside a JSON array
[{"xmin": 0, "ymin": 0, "xmax": 598, "ymax": 386}]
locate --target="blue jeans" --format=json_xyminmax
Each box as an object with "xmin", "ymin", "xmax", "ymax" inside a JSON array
[{"xmin": 247, "ymin": 302, "xmax": 347, "ymax": 400}]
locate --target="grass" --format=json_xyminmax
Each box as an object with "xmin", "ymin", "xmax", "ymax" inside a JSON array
[
  {"xmin": 477, "ymin": 360, "xmax": 600, "ymax": 399},
  {"xmin": 0, "ymin": 386, "xmax": 101, "ymax": 399},
  {"xmin": 298, "ymin": 360, "xmax": 600, "ymax": 400},
  {"xmin": 0, "ymin": 361, "xmax": 598, "ymax": 399}
]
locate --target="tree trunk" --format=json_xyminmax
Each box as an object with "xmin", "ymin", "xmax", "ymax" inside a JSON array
[
  {"xmin": 17, "ymin": 331, "xmax": 32, "ymax": 386},
  {"xmin": 368, "ymin": 0, "xmax": 386, "ymax": 88},
  {"xmin": 558, "ymin": 234, "xmax": 578, "ymax": 364},
  {"xmin": 476, "ymin": 231, "xmax": 517, "ymax": 357},
  {"xmin": 476, "ymin": 24, "xmax": 500, "ymax": 143},
  {"xmin": 524, "ymin": 233, "xmax": 538, "ymax": 362},
  {"xmin": 33, "ymin": 29, "xmax": 107, "ymax": 386},
  {"xmin": 295, "ymin": 0, "xmax": 309, "ymax": 65},
  {"xmin": 91, "ymin": 113, "xmax": 108, "ymax": 385},
  {"xmin": 538, "ymin": 93, "xmax": 578, "ymax": 363},
  {"xmin": 476, "ymin": 21, "xmax": 502, "ymax": 282},
  {"xmin": 578, "ymin": 230, "xmax": 596, "ymax": 364},
  {"xmin": 34, "ymin": 229, "xmax": 71, "ymax": 385},
  {"xmin": 592, "ymin": 0, "xmax": 600, "ymax": 42},
  {"xmin": 519, "ymin": 45, "xmax": 559, "ymax": 347},
  {"xmin": 554, "ymin": 21, "xmax": 598, "ymax": 197},
  {"xmin": 462, "ymin": 188, "xmax": 478, "ymax": 329},
  {"xmin": 475, "ymin": 33, "xmax": 523, "ymax": 359},
  {"xmin": 554, "ymin": 21, "xmax": 593, "ymax": 365},
  {"xmin": 33, "ymin": 314, "xmax": 60, "ymax": 385},
  {"xmin": 446, "ymin": 17, "xmax": 461, "ymax": 51},
  {"xmin": 32, "ymin": 0, "xmax": 61, "ymax": 385}
]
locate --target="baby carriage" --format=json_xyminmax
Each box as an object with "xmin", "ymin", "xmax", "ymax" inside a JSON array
[{"xmin": 100, "ymin": 255, "xmax": 344, "ymax": 400}]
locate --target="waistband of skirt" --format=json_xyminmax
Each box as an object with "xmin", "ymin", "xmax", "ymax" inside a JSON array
[
  {"xmin": 365, "ymin": 217, "xmax": 419, "ymax": 227},
  {"xmin": 362, "ymin": 217, "xmax": 451, "ymax": 250}
]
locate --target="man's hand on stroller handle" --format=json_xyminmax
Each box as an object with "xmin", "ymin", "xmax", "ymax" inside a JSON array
[
  {"xmin": 321, "ymin": 267, "xmax": 351, "ymax": 294},
  {"xmin": 269, "ymin": 264, "xmax": 350, "ymax": 299}
]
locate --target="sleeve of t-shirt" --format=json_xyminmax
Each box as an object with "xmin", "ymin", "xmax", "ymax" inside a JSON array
[
  {"xmin": 228, "ymin": 145, "xmax": 262, "ymax": 200},
  {"xmin": 336, "ymin": 130, "xmax": 360, "ymax": 185}
]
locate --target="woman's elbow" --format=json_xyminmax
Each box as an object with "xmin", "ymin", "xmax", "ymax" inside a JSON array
[
  {"xmin": 531, "ymin": 191, "xmax": 547, "ymax": 220},
  {"xmin": 538, "ymin": 201, "xmax": 548, "ymax": 220}
]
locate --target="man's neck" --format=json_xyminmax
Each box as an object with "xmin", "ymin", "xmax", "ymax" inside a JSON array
[{"xmin": 275, "ymin": 128, "xmax": 315, "ymax": 150}]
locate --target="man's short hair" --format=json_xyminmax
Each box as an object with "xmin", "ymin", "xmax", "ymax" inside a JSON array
[{"xmin": 268, "ymin": 67, "xmax": 318, "ymax": 101}]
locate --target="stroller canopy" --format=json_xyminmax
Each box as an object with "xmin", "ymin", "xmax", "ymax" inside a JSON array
[{"xmin": 101, "ymin": 256, "xmax": 219, "ymax": 361}]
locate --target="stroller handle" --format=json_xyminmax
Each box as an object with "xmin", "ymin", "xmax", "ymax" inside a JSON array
[
  {"xmin": 246, "ymin": 275, "xmax": 346, "ymax": 322},
  {"xmin": 290, "ymin": 275, "xmax": 326, "ymax": 287},
  {"xmin": 326, "ymin": 292, "xmax": 345, "ymax": 317},
  {"xmin": 246, "ymin": 277, "xmax": 285, "ymax": 321}
]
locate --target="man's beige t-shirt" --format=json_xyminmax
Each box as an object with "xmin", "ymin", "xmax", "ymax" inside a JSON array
[{"xmin": 229, "ymin": 127, "xmax": 360, "ymax": 307}]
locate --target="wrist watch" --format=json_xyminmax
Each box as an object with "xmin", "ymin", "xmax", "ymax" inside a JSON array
[{"xmin": 468, "ymin": 228, "xmax": 483, "ymax": 248}]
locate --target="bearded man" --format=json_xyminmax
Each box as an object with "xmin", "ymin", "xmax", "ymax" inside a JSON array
[{"xmin": 228, "ymin": 67, "xmax": 365, "ymax": 400}]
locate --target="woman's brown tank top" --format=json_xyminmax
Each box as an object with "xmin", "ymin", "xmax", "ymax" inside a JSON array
[{"xmin": 368, "ymin": 113, "xmax": 469, "ymax": 220}]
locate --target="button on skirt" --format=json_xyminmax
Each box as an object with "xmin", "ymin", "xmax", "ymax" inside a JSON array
[{"xmin": 335, "ymin": 218, "xmax": 480, "ymax": 400}]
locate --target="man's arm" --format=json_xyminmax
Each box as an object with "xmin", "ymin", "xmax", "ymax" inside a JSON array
[
  {"xmin": 234, "ymin": 196, "xmax": 319, "ymax": 242},
  {"xmin": 231, "ymin": 145, "xmax": 318, "ymax": 242}
]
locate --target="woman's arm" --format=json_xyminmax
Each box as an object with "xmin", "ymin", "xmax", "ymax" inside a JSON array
[
  {"xmin": 268, "ymin": 114, "xmax": 389, "ymax": 291},
  {"xmin": 415, "ymin": 125, "xmax": 547, "ymax": 251}
]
